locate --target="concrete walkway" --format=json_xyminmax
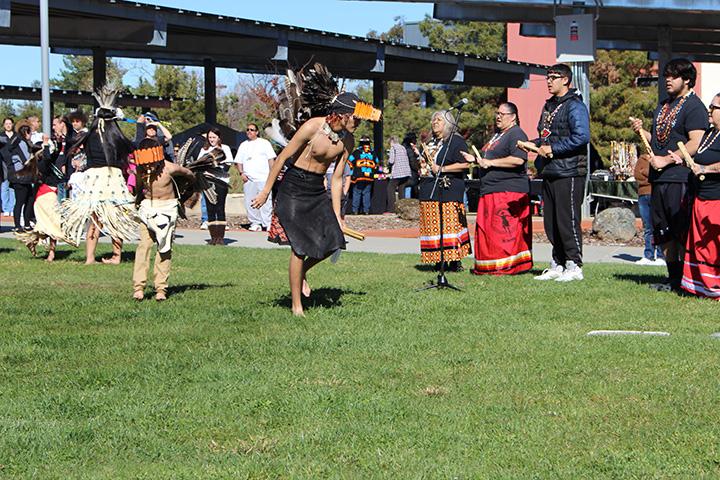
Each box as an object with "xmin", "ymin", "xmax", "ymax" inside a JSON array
[{"xmin": 0, "ymin": 225, "xmax": 647, "ymax": 265}]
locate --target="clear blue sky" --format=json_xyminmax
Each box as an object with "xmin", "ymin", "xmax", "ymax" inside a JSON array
[{"xmin": 0, "ymin": 0, "xmax": 433, "ymax": 88}]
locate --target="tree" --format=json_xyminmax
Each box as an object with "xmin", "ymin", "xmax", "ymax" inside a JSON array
[
  {"xmin": 589, "ymin": 50, "xmax": 658, "ymax": 162},
  {"xmin": 52, "ymin": 55, "xmax": 127, "ymax": 90},
  {"xmin": 133, "ymin": 65, "xmax": 205, "ymax": 133}
]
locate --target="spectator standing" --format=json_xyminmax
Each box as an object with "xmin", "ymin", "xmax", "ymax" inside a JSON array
[
  {"xmin": 199, "ymin": 128, "xmax": 233, "ymax": 245},
  {"xmin": 27, "ymin": 115, "xmax": 44, "ymax": 145},
  {"xmin": 135, "ymin": 113, "xmax": 174, "ymax": 161},
  {"xmin": 633, "ymin": 154, "xmax": 665, "ymax": 265},
  {"xmin": 387, "ymin": 135, "xmax": 412, "ymax": 212},
  {"xmin": 0, "ymin": 117, "xmax": 15, "ymax": 215},
  {"xmin": 235, "ymin": 123, "xmax": 277, "ymax": 231},
  {"xmin": 1, "ymin": 123, "xmax": 37, "ymax": 231},
  {"xmin": 349, "ymin": 136, "xmax": 378, "ymax": 214}
]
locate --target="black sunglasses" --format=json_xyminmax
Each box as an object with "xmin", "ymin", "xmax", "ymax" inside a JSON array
[{"xmin": 246, "ymin": 128, "xmax": 257, "ymax": 132}]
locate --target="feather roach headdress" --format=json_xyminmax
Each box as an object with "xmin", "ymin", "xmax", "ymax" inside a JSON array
[
  {"xmin": 68, "ymin": 84, "xmax": 134, "ymax": 167},
  {"xmin": 264, "ymin": 62, "xmax": 382, "ymax": 146}
]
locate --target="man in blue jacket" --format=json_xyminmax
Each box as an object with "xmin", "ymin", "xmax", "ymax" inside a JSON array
[{"xmin": 522, "ymin": 64, "xmax": 590, "ymax": 282}]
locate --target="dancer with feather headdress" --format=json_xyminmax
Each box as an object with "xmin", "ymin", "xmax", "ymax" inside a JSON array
[
  {"xmin": 59, "ymin": 85, "xmax": 138, "ymax": 264},
  {"xmin": 251, "ymin": 63, "xmax": 382, "ymax": 316},
  {"xmin": 131, "ymin": 138, "xmax": 194, "ymax": 301}
]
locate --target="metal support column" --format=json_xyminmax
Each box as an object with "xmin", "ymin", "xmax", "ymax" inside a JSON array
[
  {"xmin": 204, "ymin": 58, "xmax": 217, "ymax": 125},
  {"xmin": 92, "ymin": 47, "xmax": 107, "ymax": 108},
  {"xmin": 39, "ymin": 0, "xmax": 50, "ymax": 134},
  {"xmin": 571, "ymin": 62, "xmax": 592, "ymax": 218},
  {"xmin": 372, "ymin": 78, "xmax": 385, "ymax": 162},
  {"xmin": 657, "ymin": 26, "xmax": 672, "ymax": 104}
]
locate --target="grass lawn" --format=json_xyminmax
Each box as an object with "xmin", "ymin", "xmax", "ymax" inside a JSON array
[{"xmin": 1, "ymin": 238, "xmax": 719, "ymax": 478}]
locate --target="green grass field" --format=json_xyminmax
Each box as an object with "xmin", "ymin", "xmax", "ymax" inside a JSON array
[{"xmin": 1, "ymin": 238, "xmax": 719, "ymax": 478}]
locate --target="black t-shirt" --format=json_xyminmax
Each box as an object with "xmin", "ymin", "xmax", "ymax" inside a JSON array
[
  {"xmin": 480, "ymin": 125, "xmax": 529, "ymax": 195},
  {"xmin": 434, "ymin": 133, "xmax": 468, "ymax": 179},
  {"xmin": 693, "ymin": 128, "xmax": 720, "ymax": 200},
  {"xmin": 650, "ymin": 93, "xmax": 708, "ymax": 183}
]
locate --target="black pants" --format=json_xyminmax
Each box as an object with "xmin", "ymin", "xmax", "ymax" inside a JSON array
[
  {"xmin": 204, "ymin": 182, "xmax": 228, "ymax": 223},
  {"xmin": 542, "ymin": 176, "xmax": 584, "ymax": 267},
  {"xmin": 387, "ymin": 176, "xmax": 411, "ymax": 212},
  {"xmin": 11, "ymin": 183, "xmax": 35, "ymax": 229}
]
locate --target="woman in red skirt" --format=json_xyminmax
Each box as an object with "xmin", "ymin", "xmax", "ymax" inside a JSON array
[
  {"xmin": 463, "ymin": 102, "xmax": 533, "ymax": 275},
  {"xmin": 681, "ymin": 93, "xmax": 720, "ymax": 299}
]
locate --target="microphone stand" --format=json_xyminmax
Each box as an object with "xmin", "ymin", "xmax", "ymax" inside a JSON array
[{"xmin": 418, "ymin": 106, "xmax": 465, "ymax": 292}]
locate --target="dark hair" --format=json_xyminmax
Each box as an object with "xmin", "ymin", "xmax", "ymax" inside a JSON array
[
  {"xmin": 17, "ymin": 125, "xmax": 31, "ymax": 138},
  {"xmin": 500, "ymin": 102, "xmax": 520, "ymax": 126},
  {"xmin": 547, "ymin": 64, "xmax": 573, "ymax": 86},
  {"xmin": 2, "ymin": 117, "xmax": 13, "ymax": 124},
  {"xmin": 664, "ymin": 58, "xmax": 697, "ymax": 88},
  {"xmin": 68, "ymin": 116, "xmax": 134, "ymax": 167},
  {"xmin": 204, "ymin": 127, "xmax": 223, "ymax": 149},
  {"xmin": 247, "ymin": 122, "xmax": 259, "ymax": 131},
  {"xmin": 67, "ymin": 110, "xmax": 88, "ymax": 125},
  {"xmin": 402, "ymin": 132, "xmax": 417, "ymax": 146}
]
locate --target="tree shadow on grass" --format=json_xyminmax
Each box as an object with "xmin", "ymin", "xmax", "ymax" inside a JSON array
[
  {"xmin": 272, "ymin": 287, "xmax": 366, "ymax": 311},
  {"xmin": 0, "ymin": 247, "xmax": 14, "ymax": 255}
]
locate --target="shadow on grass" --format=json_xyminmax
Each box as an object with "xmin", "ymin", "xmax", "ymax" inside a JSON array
[
  {"xmin": 0, "ymin": 247, "xmax": 14, "ymax": 255},
  {"xmin": 272, "ymin": 287, "xmax": 366, "ymax": 311},
  {"xmin": 614, "ymin": 272, "xmax": 666, "ymax": 286},
  {"xmin": 165, "ymin": 282, "xmax": 235, "ymax": 297}
]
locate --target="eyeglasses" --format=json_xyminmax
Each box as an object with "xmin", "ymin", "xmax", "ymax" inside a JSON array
[
  {"xmin": 709, "ymin": 105, "xmax": 720, "ymax": 112},
  {"xmin": 496, "ymin": 111, "xmax": 514, "ymax": 117},
  {"xmin": 546, "ymin": 74, "xmax": 565, "ymax": 81},
  {"xmin": 246, "ymin": 128, "xmax": 257, "ymax": 132}
]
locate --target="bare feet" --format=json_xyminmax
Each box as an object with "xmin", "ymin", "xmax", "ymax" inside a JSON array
[
  {"xmin": 292, "ymin": 307, "xmax": 305, "ymax": 317},
  {"xmin": 133, "ymin": 290, "xmax": 144, "ymax": 301},
  {"xmin": 85, "ymin": 258, "xmax": 97, "ymax": 265},
  {"xmin": 101, "ymin": 256, "xmax": 121, "ymax": 265},
  {"xmin": 155, "ymin": 291, "xmax": 167, "ymax": 302},
  {"xmin": 302, "ymin": 278, "xmax": 311, "ymax": 298},
  {"xmin": 45, "ymin": 251, "xmax": 55, "ymax": 262}
]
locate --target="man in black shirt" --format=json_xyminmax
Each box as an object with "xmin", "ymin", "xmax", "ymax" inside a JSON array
[{"xmin": 630, "ymin": 58, "xmax": 707, "ymax": 291}]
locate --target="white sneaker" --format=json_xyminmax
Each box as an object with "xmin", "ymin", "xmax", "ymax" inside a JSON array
[
  {"xmin": 635, "ymin": 257, "xmax": 655, "ymax": 266},
  {"xmin": 248, "ymin": 224, "xmax": 262, "ymax": 232},
  {"xmin": 534, "ymin": 262, "xmax": 564, "ymax": 280},
  {"xmin": 200, "ymin": 221, "xmax": 209, "ymax": 230},
  {"xmin": 555, "ymin": 261, "xmax": 584, "ymax": 282},
  {"xmin": 653, "ymin": 258, "xmax": 666, "ymax": 266}
]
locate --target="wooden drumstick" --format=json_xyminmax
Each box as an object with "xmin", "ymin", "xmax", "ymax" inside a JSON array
[
  {"xmin": 677, "ymin": 141, "xmax": 704, "ymax": 181},
  {"xmin": 471, "ymin": 145, "xmax": 482, "ymax": 163},
  {"xmin": 517, "ymin": 140, "xmax": 552, "ymax": 158},
  {"xmin": 342, "ymin": 226, "xmax": 365, "ymax": 241},
  {"xmin": 629, "ymin": 116, "xmax": 661, "ymax": 172}
]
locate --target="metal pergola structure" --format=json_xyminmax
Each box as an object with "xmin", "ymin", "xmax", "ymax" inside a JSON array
[
  {"xmin": 0, "ymin": 0, "xmax": 547, "ymax": 155},
  {"xmin": 0, "ymin": 84, "xmax": 180, "ymax": 110}
]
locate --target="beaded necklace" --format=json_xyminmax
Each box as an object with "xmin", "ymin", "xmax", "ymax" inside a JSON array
[
  {"xmin": 541, "ymin": 103, "xmax": 564, "ymax": 139},
  {"xmin": 483, "ymin": 125, "xmax": 514, "ymax": 153},
  {"xmin": 654, "ymin": 91, "xmax": 693, "ymax": 148},
  {"xmin": 697, "ymin": 128, "xmax": 720, "ymax": 155}
]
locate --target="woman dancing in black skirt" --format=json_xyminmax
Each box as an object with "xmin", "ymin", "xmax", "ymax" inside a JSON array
[{"xmin": 252, "ymin": 89, "xmax": 380, "ymax": 316}]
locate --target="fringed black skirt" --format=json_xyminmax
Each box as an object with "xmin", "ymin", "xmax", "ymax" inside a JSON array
[{"xmin": 275, "ymin": 166, "xmax": 346, "ymax": 259}]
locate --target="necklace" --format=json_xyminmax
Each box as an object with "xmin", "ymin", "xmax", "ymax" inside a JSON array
[
  {"xmin": 541, "ymin": 104, "xmax": 564, "ymax": 139},
  {"xmin": 655, "ymin": 91, "xmax": 693, "ymax": 148},
  {"xmin": 483, "ymin": 128, "xmax": 510, "ymax": 152},
  {"xmin": 697, "ymin": 128, "xmax": 720, "ymax": 155},
  {"xmin": 321, "ymin": 122, "xmax": 345, "ymax": 143}
]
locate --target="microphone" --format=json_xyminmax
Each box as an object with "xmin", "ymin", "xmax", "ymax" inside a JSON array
[{"xmin": 449, "ymin": 98, "xmax": 469, "ymax": 111}]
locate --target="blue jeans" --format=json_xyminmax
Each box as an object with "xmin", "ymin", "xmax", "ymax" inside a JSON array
[
  {"xmin": 638, "ymin": 194, "xmax": 663, "ymax": 260},
  {"xmin": 1, "ymin": 180, "xmax": 14, "ymax": 213},
  {"xmin": 200, "ymin": 194, "xmax": 208, "ymax": 223},
  {"xmin": 56, "ymin": 183, "xmax": 67, "ymax": 204},
  {"xmin": 352, "ymin": 182, "xmax": 372, "ymax": 214}
]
